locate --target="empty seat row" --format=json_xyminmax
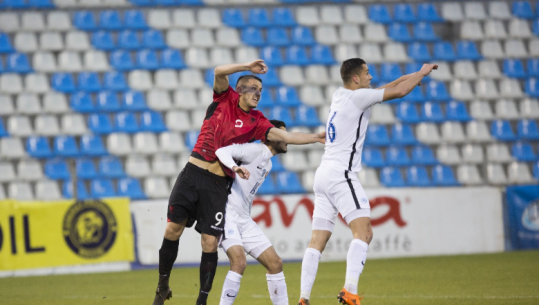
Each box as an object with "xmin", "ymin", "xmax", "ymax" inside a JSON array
[
  {"xmin": 394, "ymin": 101, "xmax": 471, "ymax": 123},
  {"xmin": 470, "ymin": 98, "xmax": 539, "ymax": 120},
  {"xmin": 442, "ymin": 1, "xmax": 513, "ymax": 21},
  {"xmin": 378, "ymin": 165, "xmax": 459, "ymax": 187},
  {"xmin": 107, "ymin": 131, "xmax": 187, "ymax": 155},
  {"xmin": 503, "ymin": 59, "xmax": 539, "ymax": 79},
  {"xmin": 0, "ymin": 12, "xmax": 72, "ymax": 33},
  {"xmin": 461, "ymin": 19, "xmax": 534, "ymax": 40},
  {"xmin": 459, "ymin": 162, "xmax": 538, "ymax": 185},
  {"xmin": 11, "ymin": 32, "xmax": 88, "ymax": 53},
  {"xmin": 32, "ymin": 51, "xmax": 110, "ymax": 72},
  {"xmin": 124, "ymin": 153, "xmax": 188, "ymax": 177}
]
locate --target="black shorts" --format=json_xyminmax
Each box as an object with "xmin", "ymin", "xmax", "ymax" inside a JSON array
[{"xmin": 168, "ymin": 162, "xmax": 231, "ymax": 236}]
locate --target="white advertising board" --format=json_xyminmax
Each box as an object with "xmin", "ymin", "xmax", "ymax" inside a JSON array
[{"xmin": 130, "ymin": 187, "xmax": 504, "ymax": 266}]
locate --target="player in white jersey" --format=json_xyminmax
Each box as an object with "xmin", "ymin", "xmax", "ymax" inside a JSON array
[
  {"xmin": 298, "ymin": 58, "xmax": 438, "ymax": 305},
  {"xmin": 215, "ymin": 120, "xmax": 290, "ymax": 305}
]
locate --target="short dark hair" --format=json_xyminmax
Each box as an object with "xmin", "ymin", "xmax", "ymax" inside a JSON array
[
  {"xmin": 270, "ymin": 119, "xmax": 286, "ymax": 129},
  {"xmin": 340, "ymin": 58, "xmax": 367, "ymax": 83},
  {"xmin": 236, "ymin": 75, "xmax": 263, "ymax": 87}
]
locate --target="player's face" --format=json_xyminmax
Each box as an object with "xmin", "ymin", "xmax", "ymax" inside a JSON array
[
  {"xmin": 272, "ymin": 126, "xmax": 288, "ymax": 154},
  {"xmin": 358, "ymin": 64, "xmax": 373, "ymax": 88},
  {"xmin": 238, "ymin": 79, "xmax": 263, "ymax": 109}
]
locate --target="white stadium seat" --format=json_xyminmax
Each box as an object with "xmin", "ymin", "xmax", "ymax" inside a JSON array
[
  {"xmin": 358, "ymin": 168, "xmax": 381, "ymax": 188},
  {"xmin": 495, "ymin": 99, "xmax": 520, "ymax": 120},
  {"xmin": 21, "ymin": 12, "xmax": 45, "ymax": 32},
  {"xmin": 179, "ymin": 69, "xmax": 205, "ymax": 89},
  {"xmin": 499, "ymin": 79, "xmax": 523, "ymax": 99},
  {"xmin": 529, "ymin": 39, "xmax": 539, "ymax": 57},
  {"xmin": 33, "ymin": 52, "xmax": 57, "ymax": 72},
  {"xmin": 25, "ymin": 74, "xmax": 50, "ymax": 94},
  {"xmin": 210, "ymin": 47, "xmax": 234, "ymax": 66},
  {"xmin": 384, "ymin": 43, "xmax": 408, "ymax": 62},
  {"xmin": 305, "ymin": 65, "xmax": 329, "ymax": 85},
  {"xmin": 197, "ymin": 9, "xmax": 222, "ymax": 28},
  {"xmin": 36, "ymin": 180, "xmax": 62, "ymax": 200},
  {"xmin": 454, "ymin": 61, "xmax": 478, "ymax": 80},
  {"xmin": 172, "ymin": 9, "xmax": 196, "ymax": 28},
  {"xmin": 507, "ymin": 162, "xmax": 534, "ymax": 184},
  {"xmin": 358, "ymin": 43, "xmax": 383, "ymax": 63},
  {"xmin": 320, "ymin": 6, "xmax": 343, "ymax": 25},
  {"xmin": 65, "ymin": 31, "xmax": 90, "ymax": 51},
  {"xmin": 441, "ymin": 122, "xmax": 467, "ymax": 143},
  {"xmin": 339, "ymin": 24, "xmax": 363, "ymax": 44},
  {"xmin": 235, "ymin": 46, "xmax": 259, "ymax": 63},
  {"xmin": 185, "ymin": 48, "xmax": 210, "ymax": 68},
  {"xmin": 173, "ymin": 88, "xmax": 200, "ymax": 109},
  {"xmin": 509, "ymin": 19, "xmax": 532, "ymax": 39},
  {"xmin": 460, "ymin": 21, "xmax": 484, "ymax": 40},
  {"xmin": 8, "ymin": 182, "xmax": 34, "ymax": 201},
  {"xmin": 126, "ymin": 155, "xmax": 151, "ymax": 177},
  {"xmin": 450, "ymin": 80, "xmax": 475, "ymax": 100},
  {"xmin": 0, "ymin": 13, "xmax": 20, "ymax": 33},
  {"xmin": 464, "ymin": 2, "xmax": 487, "ymax": 20},
  {"xmin": 0, "ymin": 95, "xmax": 14, "ymax": 115},
  {"xmin": 335, "ymin": 44, "xmax": 358, "ymax": 62},
  {"xmin": 148, "ymin": 10, "xmax": 171, "ymax": 29},
  {"xmin": 134, "ymin": 132, "xmax": 159, "ymax": 154},
  {"xmin": 466, "ymin": 121, "xmax": 492, "ymax": 142},
  {"xmin": 437, "ymin": 144, "xmax": 462, "ymax": 165},
  {"xmin": 470, "ymin": 100, "xmax": 494, "ymax": 120},
  {"xmin": 478, "ymin": 60, "xmax": 502, "ymax": 79},
  {"xmin": 83, "ymin": 51, "xmax": 110, "ymax": 71},
  {"xmin": 16, "ymin": 93, "xmax": 42, "ymax": 115},
  {"xmin": 442, "ymin": 3, "xmax": 464, "ymax": 21},
  {"xmin": 47, "ymin": 12, "xmax": 72, "ymax": 31},
  {"xmin": 520, "ymin": 98, "xmax": 539, "ymax": 119},
  {"xmin": 430, "ymin": 62, "xmax": 452, "ymax": 81},
  {"xmin": 481, "ymin": 40, "xmax": 504, "ymax": 59},
  {"xmin": 282, "ymin": 151, "xmax": 309, "ymax": 171},
  {"xmin": 35, "ymin": 115, "xmax": 60, "ymax": 136},
  {"xmin": 461, "ymin": 144, "xmax": 484, "ymax": 164},
  {"xmin": 475, "ymin": 79, "xmax": 499, "ymax": 100},
  {"xmin": 14, "ymin": 32, "xmax": 38, "ymax": 52},
  {"xmin": 344, "ymin": 5, "xmax": 368, "ymax": 24},
  {"xmin": 505, "ymin": 39, "xmax": 527, "ymax": 58},
  {"xmin": 297, "ymin": 7, "xmax": 320, "ymax": 26},
  {"xmin": 166, "ymin": 111, "xmax": 191, "ymax": 131},
  {"xmin": 302, "ymin": 170, "xmax": 316, "ymax": 192},
  {"xmin": 216, "ymin": 28, "xmax": 241, "ymax": 47},
  {"xmin": 457, "ymin": 164, "xmax": 483, "ymax": 185},
  {"xmin": 484, "ymin": 20, "xmax": 507, "ymax": 39},
  {"xmin": 58, "ymin": 51, "xmax": 83, "ymax": 72},
  {"xmin": 0, "ymin": 74, "xmax": 23, "ymax": 94},
  {"xmin": 364, "ymin": 23, "xmax": 388, "ymax": 42},
  {"xmin": 129, "ymin": 70, "xmax": 153, "ymax": 91},
  {"xmin": 8, "ymin": 115, "xmax": 33, "ymax": 136},
  {"xmin": 315, "ymin": 25, "xmax": 339, "ymax": 45},
  {"xmin": 416, "ymin": 122, "xmax": 441, "ymax": 144},
  {"xmin": 166, "ymin": 29, "xmax": 190, "ymax": 49},
  {"xmin": 151, "ymin": 154, "xmax": 178, "ymax": 176},
  {"xmin": 0, "ymin": 138, "xmax": 26, "ymax": 159},
  {"xmin": 0, "ymin": 162, "xmax": 16, "ymax": 182},
  {"xmin": 18, "ymin": 160, "xmax": 45, "ymax": 181},
  {"xmin": 108, "ymin": 133, "xmax": 133, "ymax": 155},
  {"xmin": 147, "ymin": 89, "xmax": 173, "ymax": 110},
  {"xmin": 191, "ymin": 29, "xmax": 215, "ymax": 48},
  {"xmin": 40, "ymin": 32, "xmax": 64, "ymax": 51},
  {"xmin": 486, "ymin": 143, "xmax": 513, "ymax": 163},
  {"xmin": 144, "ymin": 177, "xmax": 170, "ymax": 199},
  {"xmin": 488, "ymin": 1, "xmax": 511, "ymax": 19},
  {"xmin": 299, "ymin": 85, "xmax": 325, "ymax": 107},
  {"xmin": 43, "ymin": 92, "xmax": 69, "ymax": 113},
  {"xmin": 486, "ymin": 163, "xmax": 508, "ymax": 185},
  {"xmin": 370, "ymin": 104, "xmax": 396, "ymax": 124},
  {"xmin": 61, "ymin": 113, "xmax": 88, "ymax": 135},
  {"xmin": 280, "ymin": 66, "xmax": 305, "ymax": 86},
  {"xmin": 155, "ymin": 70, "xmax": 179, "ymax": 90},
  {"xmin": 159, "ymin": 132, "xmax": 187, "ymax": 153}
]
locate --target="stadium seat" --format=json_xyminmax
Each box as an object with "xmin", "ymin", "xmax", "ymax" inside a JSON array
[
  {"xmin": 369, "ymin": 4, "xmax": 391, "ymax": 24},
  {"xmin": 99, "ymin": 156, "xmax": 126, "ymax": 178},
  {"xmin": 392, "ymin": 124, "xmax": 417, "ymax": 145},
  {"xmin": 258, "ymin": 69, "xmax": 282, "ymax": 87},
  {"xmin": 446, "ymin": 101, "xmax": 471, "ymax": 122},
  {"xmin": 433, "ymin": 42, "xmax": 456, "ymax": 62},
  {"xmin": 161, "ymin": 49, "xmax": 186, "ymax": 69},
  {"xmin": 114, "ymin": 112, "xmax": 138, "ymax": 133},
  {"xmin": 136, "ymin": 50, "xmax": 160, "ymax": 70},
  {"xmin": 54, "ymin": 135, "xmax": 80, "ymax": 157},
  {"xmin": 365, "ymin": 125, "xmax": 390, "ymax": 146},
  {"xmin": 0, "ymin": 33, "xmax": 14, "ymax": 53},
  {"xmin": 362, "ymin": 147, "xmax": 385, "ymax": 168},
  {"xmin": 184, "ymin": 130, "xmax": 199, "ymax": 151},
  {"xmin": 426, "ymin": 81, "xmax": 451, "ymax": 101},
  {"xmin": 7, "ymin": 53, "xmax": 32, "ymax": 73},
  {"xmin": 270, "ymin": 107, "xmax": 295, "ymax": 127},
  {"xmin": 90, "ymin": 179, "xmax": 116, "ymax": 198},
  {"xmin": 534, "ymin": 162, "xmax": 539, "ymax": 181},
  {"xmin": 407, "ymin": 166, "xmax": 431, "ymax": 187},
  {"xmin": 248, "ymin": 8, "xmax": 271, "ymax": 28},
  {"xmin": 18, "ymin": 159, "xmax": 44, "ymax": 181},
  {"xmin": 393, "ymin": 3, "xmax": 416, "ymax": 23},
  {"xmin": 78, "ymin": 72, "xmax": 101, "ymax": 92},
  {"xmin": 416, "ymin": 3, "xmax": 443, "ymax": 22},
  {"xmin": 386, "ymin": 146, "xmax": 411, "ymax": 167},
  {"xmin": 380, "ymin": 63, "xmax": 402, "ymax": 82},
  {"xmin": 276, "ymin": 172, "xmax": 304, "ymax": 193},
  {"xmin": 99, "ymin": 11, "xmax": 122, "ymax": 30},
  {"xmin": 70, "ymin": 92, "xmax": 94, "ymax": 113},
  {"xmin": 125, "ymin": 10, "xmax": 148, "ymax": 30},
  {"xmin": 52, "ymin": 73, "xmax": 76, "ymax": 93},
  {"xmin": 121, "ymin": 91, "xmax": 147, "ymax": 111},
  {"xmin": 37, "ymin": 115, "xmax": 60, "ymax": 137},
  {"xmin": 81, "ymin": 134, "xmax": 107, "ymax": 156},
  {"xmin": 197, "ymin": 9, "xmax": 221, "ymax": 29},
  {"xmin": 142, "ymin": 30, "xmax": 166, "ymax": 49},
  {"xmin": 74, "ymin": 11, "xmax": 97, "ymax": 31},
  {"xmin": 223, "ymin": 9, "xmax": 246, "ymax": 28},
  {"xmin": 534, "ymin": 20, "xmax": 539, "ymax": 36},
  {"xmin": 62, "ymin": 180, "xmax": 90, "ymax": 200},
  {"xmin": 491, "ymin": 120, "xmax": 516, "ymax": 141},
  {"xmin": 508, "ymin": 162, "xmax": 534, "ymax": 184},
  {"xmin": 151, "ymin": 153, "xmax": 178, "ymax": 176},
  {"xmin": 486, "ymin": 163, "xmax": 508, "ymax": 185},
  {"xmin": 311, "ymin": 45, "xmax": 335, "ymax": 65},
  {"xmin": 296, "ymin": 105, "xmax": 321, "ymax": 127},
  {"xmin": 144, "ymin": 177, "xmax": 170, "ymax": 199},
  {"xmin": 118, "ymin": 30, "xmax": 140, "ymax": 50},
  {"xmin": 432, "ymin": 165, "xmax": 459, "ymax": 186},
  {"xmin": 457, "ymin": 41, "xmax": 482, "ymax": 61},
  {"xmin": 411, "ymin": 145, "xmax": 437, "ymax": 165},
  {"xmin": 104, "ymin": 72, "xmax": 128, "ymax": 91},
  {"xmin": 260, "ymin": 46, "xmax": 284, "ymax": 67},
  {"xmin": 257, "ymin": 175, "xmax": 278, "ymax": 195},
  {"xmin": 117, "ymin": 177, "xmax": 146, "ymax": 199},
  {"xmin": 0, "ymin": 137, "xmax": 26, "ymax": 159},
  {"xmin": 511, "ymin": 142, "xmax": 536, "ymax": 161},
  {"xmin": 380, "ymin": 167, "xmax": 405, "ymax": 187},
  {"xmin": 45, "ymin": 158, "xmax": 70, "ymax": 180},
  {"xmin": 26, "ymin": 136, "xmax": 53, "ymax": 158},
  {"xmin": 528, "ymin": 59, "xmax": 539, "ymax": 78},
  {"xmin": 396, "ymin": 103, "xmax": 420, "ymax": 123},
  {"xmin": 96, "ymin": 91, "xmax": 121, "ymax": 112},
  {"xmin": 110, "ymin": 50, "xmax": 135, "ymax": 71},
  {"xmin": 517, "ymin": 120, "xmax": 539, "ymax": 140},
  {"xmin": 292, "ymin": 26, "xmax": 315, "ymax": 46},
  {"xmin": 76, "ymin": 158, "xmax": 98, "ymax": 180},
  {"xmin": 141, "ymin": 111, "xmax": 167, "ymax": 132},
  {"xmin": 388, "ymin": 23, "xmax": 412, "ymax": 42},
  {"xmin": 456, "ymin": 164, "xmax": 482, "ymax": 185},
  {"xmin": 285, "ymin": 46, "xmax": 310, "ymax": 66},
  {"xmin": 241, "ymin": 27, "xmax": 265, "ymax": 46},
  {"xmin": 525, "ymin": 78, "xmax": 539, "ymax": 98},
  {"xmin": 0, "ymin": 118, "xmax": 7, "ymax": 137},
  {"xmin": 512, "ymin": 1, "xmax": 534, "ymax": 19},
  {"xmin": 273, "ymin": 7, "xmax": 296, "ymax": 27},
  {"xmin": 408, "ymin": 42, "xmax": 431, "ymax": 61},
  {"xmin": 88, "ymin": 113, "xmax": 113, "ymax": 134},
  {"xmin": 414, "ymin": 22, "xmax": 439, "ymax": 41},
  {"xmin": 422, "ymin": 102, "xmax": 445, "ymax": 122},
  {"xmin": 503, "ymin": 59, "xmax": 527, "ymax": 79}
]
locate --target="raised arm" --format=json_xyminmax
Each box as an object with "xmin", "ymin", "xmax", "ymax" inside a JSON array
[
  {"xmin": 267, "ymin": 128, "xmax": 326, "ymax": 145},
  {"xmin": 213, "ymin": 60, "xmax": 268, "ymax": 94},
  {"xmin": 382, "ymin": 64, "xmax": 438, "ymax": 101},
  {"xmin": 377, "ymin": 72, "xmax": 418, "ymax": 90}
]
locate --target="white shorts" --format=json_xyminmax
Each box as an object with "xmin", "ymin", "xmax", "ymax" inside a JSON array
[
  {"xmin": 313, "ymin": 166, "xmax": 371, "ymax": 231},
  {"xmin": 219, "ymin": 208, "xmax": 272, "ymax": 259}
]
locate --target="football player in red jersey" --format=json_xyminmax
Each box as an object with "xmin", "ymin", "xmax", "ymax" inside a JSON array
[{"xmin": 152, "ymin": 60, "xmax": 325, "ymax": 305}]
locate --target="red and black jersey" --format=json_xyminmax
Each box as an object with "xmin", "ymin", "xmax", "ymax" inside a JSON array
[{"xmin": 191, "ymin": 86, "xmax": 275, "ymax": 177}]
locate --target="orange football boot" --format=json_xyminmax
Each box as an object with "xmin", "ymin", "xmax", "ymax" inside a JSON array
[
  {"xmin": 298, "ymin": 298, "xmax": 310, "ymax": 305},
  {"xmin": 337, "ymin": 288, "xmax": 363, "ymax": 305}
]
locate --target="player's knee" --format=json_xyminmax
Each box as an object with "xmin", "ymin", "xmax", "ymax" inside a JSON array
[
  {"xmin": 267, "ymin": 257, "xmax": 283, "ymax": 274},
  {"xmin": 230, "ymin": 257, "xmax": 247, "ymax": 274},
  {"xmin": 164, "ymin": 222, "xmax": 184, "ymax": 240},
  {"xmin": 201, "ymin": 234, "xmax": 219, "ymax": 252},
  {"xmin": 366, "ymin": 231, "xmax": 373, "ymax": 244}
]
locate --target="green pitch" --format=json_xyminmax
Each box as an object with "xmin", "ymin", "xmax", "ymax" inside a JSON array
[{"xmin": 1, "ymin": 250, "xmax": 538, "ymax": 305}]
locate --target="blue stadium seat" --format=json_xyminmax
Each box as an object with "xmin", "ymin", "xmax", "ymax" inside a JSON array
[
  {"xmin": 78, "ymin": 72, "xmax": 102, "ymax": 92},
  {"xmin": 88, "ymin": 113, "xmax": 114, "ymax": 134},
  {"xmin": 70, "ymin": 92, "xmax": 95, "ymax": 113},
  {"xmin": 261, "ymin": 46, "xmax": 285, "ymax": 66},
  {"xmin": 185, "ymin": 130, "xmax": 199, "ymax": 150},
  {"xmin": 28, "ymin": 0, "xmax": 54, "ymax": 8},
  {"xmin": 369, "ymin": 4, "xmax": 392, "ymax": 24},
  {"xmin": 141, "ymin": 111, "xmax": 167, "ymax": 132},
  {"xmin": 381, "ymin": 63, "xmax": 403, "ymax": 82},
  {"xmin": 142, "ymin": 30, "xmax": 166, "ymax": 49},
  {"xmin": 511, "ymin": 142, "xmax": 536, "ymax": 161},
  {"xmin": 491, "ymin": 120, "xmax": 516, "ymax": 141},
  {"xmin": 414, "ymin": 22, "xmax": 439, "ymax": 41},
  {"xmin": 286, "ymin": 46, "xmax": 310, "ymax": 66},
  {"xmin": 155, "ymin": 0, "xmax": 175, "ymax": 6},
  {"xmin": 432, "ymin": 165, "xmax": 459, "ymax": 186},
  {"xmin": 408, "ymin": 42, "xmax": 431, "ymax": 61},
  {"xmin": 528, "ymin": 59, "xmax": 539, "ymax": 78},
  {"xmin": 223, "ymin": 9, "xmax": 246, "ymax": 28},
  {"xmin": 503, "ymin": 59, "xmax": 527, "ymax": 79},
  {"xmin": 0, "ymin": 33, "xmax": 14, "ymax": 53},
  {"xmin": 276, "ymin": 171, "xmax": 305, "ymax": 193},
  {"xmin": 81, "ymin": 134, "xmax": 108, "ymax": 156},
  {"xmin": 417, "ymin": 3, "xmax": 443, "ymax": 22},
  {"xmin": 386, "ymin": 146, "xmax": 411, "ymax": 166},
  {"xmin": 74, "ymin": 11, "xmax": 97, "ymax": 31},
  {"xmin": 392, "ymin": 124, "xmax": 417, "ymax": 145},
  {"xmin": 6, "ymin": 53, "xmax": 31, "ymax": 73},
  {"xmin": 257, "ymin": 175, "xmax": 278, "ymax": 195},
  {"xmin": 534, "ymin": 161, "xmax": 539, "ymax": 181},
  {"xmin": 396, "ymin": 102, "xmax": 421, "ymax": 123},
  {"xmin": 273, "ymin": 8, "xmax": 296, "ymax": 27},
  {"xmin": 365, "ymin": 125, "xmax": 390, "ymax": 146},
  {"xmin": 118, "ymin": 177, "xmax": 146, "ymax": 199},
  {"xmin": 525, "ymin": 78, "xmax": 539, "ymax": 97},
  {"xmin": 204, "ymin": 69, "xmax": 214, "ymax": 86},
  {"xmin": 512, "ymin": 1, "xmax": 534, "ymax": 19},
  {"xmin": 517, "ymin": 119, "xmax": 539, "ymax": 140},
  {"xmin": 291, "ymin": 26, "xmax": 315, "ymax": 46},
  {"xmin": 362, "ymin": 147, "xmax": 385, "ymax": 168},
  {"xmin": 258, "ymin": 69, "xmax": 282, "ymax": 87},
  {"xmin": 402, "ymin": 86, "xmax": 426, "ymax": 103},
  {"xmin": 457, "ymin": 41, "xmax": 482, "ymax": 61},
  {"xmin": 380, "ymin": 167, "xmax": 406, "ymax": 187},
  {"xmin": 103, "ymin": 72, "xmax": 128, "ymax": 91},
  {"xmin": 446, "ymin": 101, "xmax": 471, "ymax": 122},
  {"xmin": 129, "ymin": 0, "xmax": 153, "ymax": 6},
  {"xmin": 257, "ymin": 90, "xmax": 275, "ymax": 108},
  {"xmin": 394, "ymin": 4, "xmax": 416, "ymax": 23},
  {"xmin": 99, "ymin": 156, "xmax": 126, "ymax": 178},
  {"xmin": 123, "ymin": 91, "xmax": 148, "ymax": 111},
  {"xmin": 388, "ymin": 23, "xmax": 412, "ymax": 42},
  {"xmin": 62, "ymin": 180, "xmax": 90, "ymax": 200},
  {"xmin": 421, "ymin": 102, "xmax": 445, "ymax": 122},
  {"xmin": 26, "ymin": 136, "xmax": 53, "ymax": 158},
  {"xmin": 125, "ymin": 10, "xmax": 148, "ymax": 30},
  {"xmin": 54, "ymin": 135, "xmax": 80, "ymax": 157},
  {"xmin": 433, "ymin": 42, "xmax": 457, "ymax": 62},
  {"xmin": 367, "ymin": 64, "xmax": 380, "ymax": 84},
  {"xmin": 272, "ymin": 157, "xmax": 285, "ymax": 172},
  {"xmin": 45, "ymin": 159, "xmax": 70, "ymax": 180},
  {"xmin": 99, "ymin": 10, "xmax": 123, "ymax": 30},
  {"xmin": 275, "ymin": 86, "xmax": 301, "ymax": 106},
  {"xmin": 533, "ymin": 19, "xmax": 539, "ymax": 36},
  {"xmin": 110, "ymin": 50, "xmax": 135, "ymax": 71},
  {"xmin": 91, "ymin": 31, "xmax": 116, "ymax": 51},
  {"xmin": 115, "ymin": 112, "xmax": 139, "ymax": 133},
  {"xmin": 76, "ymin": 158, "xmax": 98, "ymax": 180},
  {"xmin": 248, "ymin": 8, "xmax": 271, "ymax": 28},
  {"xmin": 267, "ymin": 28, "xmax": 289, "ymax": 46},
  {"xmin": 407, "ymin": 166, "xmax": 432, "ymax": 187},
  {"xmin": 97, "ymin": 91, "xmax": 121, "ymax": 112},
  {"xmin": 242, "ymin": 27, "xmax": 265, "ymax": 46},
  {"xmin": 90, "ymin": 179, "xmax": 117, "ymax": 198},
  {"xmin": 179, "ymin": 0, "xmax": 204, "ymax": 5},
  {"xmin": 296, "ymin": 105, "xmax": 321, "ymax": 127},
  {"xmin": 0, "ymin": 118, "xmax": 8, "ymax": 137},
  {"xmin": 411, "ymin": 145, "xmax": 438, "ymax": 165},
  {"xmin": 161, "ymin": 49, "xmax": 186, "ymax": 69},
  {"xmin": 227, "ymin": 71, "xmax": 249, "ymax": 88},
  {"xmin": 270, "ymin": 106, "xmax": 295, "ymax": 127},
  {"xmin": 118, "ymin": 30, "xmax": 141, "ymax": 50},
  {"xmin": 136, "ymin": 49, "xmax": 160, "ymax": 70},
  {"xmin": 426, "ymin": 81, "xmax": 451, "ymax": 102},
  {"xmin": 52, "ymin": 73, "xmax": 76, "ymax": 93},
  {"xmin": 311, "ymin": 45, "xmax": 336, "ymax": 65},
  {"xmin": 0, "ymin": 58, "xmax": 5, "ymax": 74}
]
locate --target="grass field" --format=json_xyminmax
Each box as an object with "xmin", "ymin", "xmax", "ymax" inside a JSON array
[{"xmin": 1, "ymin": 250, "xmax": 538, "ymax": 305}]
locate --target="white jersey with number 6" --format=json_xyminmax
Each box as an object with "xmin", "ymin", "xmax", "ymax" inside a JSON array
[{"xmin": 321, "ymin": 87, "xmax": 385, "ymax": 173}]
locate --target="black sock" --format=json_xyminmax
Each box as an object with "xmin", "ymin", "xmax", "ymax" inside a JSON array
[
  {"xmin": 196, "ymin": 251, "xmax": 218, "ymax": 305},
  {"xmin": 158, "ymin": 238, "xmax": 179, "ymax": 277}
]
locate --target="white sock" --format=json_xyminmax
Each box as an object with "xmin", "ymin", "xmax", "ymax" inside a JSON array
[
  {"xmin": 344, "ymin": 239, "xmax": 368, "ymax": 295},
  {"xmin": 300, "ymin": 248, "xmax": 321, "ymax": 300},
  {"xmin": 219, "ymin": 271, "xmax": 242, "ymax": 305},
  {"xmin": 266, "ymin": 272, "xmax": 288, "ymax": 305}
]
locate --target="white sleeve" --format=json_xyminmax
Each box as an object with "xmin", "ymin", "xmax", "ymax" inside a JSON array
[
  {"xmin": 215, "ymin": 143, "xmax": 263, "ymax": 170},
  {"xmin": 350, "ymin": 88, "xmax": 385, "ymax": 110}
]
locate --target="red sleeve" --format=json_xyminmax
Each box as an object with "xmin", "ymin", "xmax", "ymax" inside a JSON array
[
  {"xmin": 213, "ymin": 86, "xmax": 238, "ymax": 103},
  {"xmin": 254, "ymin": 115, "xmax": 275, "ymax": 142}
]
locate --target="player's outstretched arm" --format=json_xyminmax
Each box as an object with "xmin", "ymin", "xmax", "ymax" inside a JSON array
[
  {"xmin": 377, "ymin": 72, "xmax": 419, "ymax": 90},
  {"xmin": 267, "ymin": 128, "xmax": 326, "ymax": 145},
  {"xmin": 213, "ymin": 60, "xmax": 268, "ymax": 94},
  {"xmin": 382, "ymin": 64, "xmax": 438, "ymax": 102}
]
